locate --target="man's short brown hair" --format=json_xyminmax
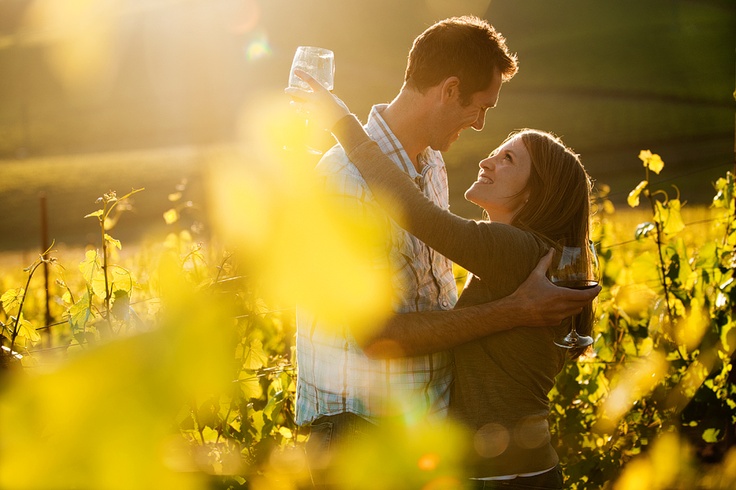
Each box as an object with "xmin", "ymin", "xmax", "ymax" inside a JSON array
[{"xmin": 404, "ymin": 16, "xmax": 518, "ymax": 105}]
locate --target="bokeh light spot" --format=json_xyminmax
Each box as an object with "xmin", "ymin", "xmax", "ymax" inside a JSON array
[
  {"xmin": 474, "ymin": 423, "xmax": 510, "ymax": 459},
  {"xmin": 245, "ymin": 38, "xmax": 271, "ymax": 61},
  {"xmin": 418, "ymin": 453, "xmax": 440, "ymax": 472}
]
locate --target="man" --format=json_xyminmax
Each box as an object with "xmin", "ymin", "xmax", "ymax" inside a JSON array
[{"xmin": 295, "ymin": 15, "xmax": 599, "ymax": 473}]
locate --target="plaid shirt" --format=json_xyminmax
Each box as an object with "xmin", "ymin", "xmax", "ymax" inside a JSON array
[{"xmin": 295, "ymin": 104, "xmax": 458, "ymax": 425}]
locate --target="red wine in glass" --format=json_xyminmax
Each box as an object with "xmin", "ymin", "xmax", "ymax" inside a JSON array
[{"xmin": 550, "ymin": 244, "xmax": 598, "ymax": 349}]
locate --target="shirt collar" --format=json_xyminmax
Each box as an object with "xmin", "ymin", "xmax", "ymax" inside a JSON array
[{"xmin": 364, "ymin": 104, "xmax": 439, "ymax": 178}]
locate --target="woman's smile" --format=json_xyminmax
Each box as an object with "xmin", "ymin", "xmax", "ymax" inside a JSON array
[{"xmin": 464, "ymin": 135, "xmax": 531, "ymax": 223}]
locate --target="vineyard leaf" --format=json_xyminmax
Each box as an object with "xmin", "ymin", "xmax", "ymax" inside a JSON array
[
  {"xmin": 712, "ymin": 173, "xmax": 734, "ymax": 209},
  {"xmin": 278, "ymin": 426, "xmax": 293, "ymax": 439},
  {"xmin": 721, "ymin": 319, "xmax": 735, "ymax": 353},
  {"xmin": 104, "ymin": 233, "xmax": 122, "ymax": 250},
  {"xmin": 694, "ymin": 241, "xmax": 718, "ymax": 270},
  {"xmin": 654, "ymin": 199, "xmax": 685, "ymax": 237},
  {"xmin": 110, "ymin": 290, "xmax": 130, "ymax": 321},
  {"xmin": 110, "ymin": 267, "xmax": 134, "ymax": 294},
  {"xmin": 628, "ymin": 181, "xmax": 648, "ymax": 208},
  {"xmin": 243, "ymin": 339, "xmax": 268, "ymax": 370},
  {"xmin": 638, "ymin": 150, "xmax": 665, "ymax": 174},
  {"xmin": 201, "ymin": 427, "xmax": 219, "ymax": 444},
  {"xmin": 702, "ymin": 428, "xmax": 720, "ymax": 443},
  {"xmin": 79, "ymin": 250, "xmax": 107, "ymax": 297},
  {"xmin": 1, "ymin": 288, "xmax": 23, "ymax": 310},
  {"xmin": 239, "ymin": 375, "xmax": 263, "ymax": 400},
  {"xmin": 18, "ymin": 316, "xmax": 40, "ymax": 343},
  {"xmin": 630, "ymin": 252, "xmax": 661, "ymax": 289},
  {"xmin": 635, "ymin": 222, "xmax": 656, "ymax": 240},
  {"xmin": 79, "ymin": 250, "xmax": 100, "ymax": 284},
  {"xmin": 250, "ymin": 411, "xmax": 266, "ymax": 439},
  {"xmin": 69, "ymin": 291, "xmax": 92, "ymax": 333}
]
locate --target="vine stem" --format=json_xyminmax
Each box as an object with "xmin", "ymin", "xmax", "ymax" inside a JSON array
[
  {"xmin": 9, "ymin": 251, "xmax": 52, "ymax": 354},
  {"xmin": 101, "ymin": 198, "xmax": 112, "ymax": 329},
  {"xmin": 644, "ymin": 169, "xmax": 675, "ymax": 330},
  {"xmin": 97, "ymin": 188, "xmax": 144, "ymax": 328}
]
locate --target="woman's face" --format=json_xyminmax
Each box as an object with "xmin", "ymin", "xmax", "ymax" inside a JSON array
[{"xmin": 464, "ymin": 135, "xmax": 532, "ymax": 223}]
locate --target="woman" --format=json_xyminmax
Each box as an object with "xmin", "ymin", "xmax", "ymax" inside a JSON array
[{"xmin": 288, "ymin": 73, "xmax": 595, "ymax": 489}]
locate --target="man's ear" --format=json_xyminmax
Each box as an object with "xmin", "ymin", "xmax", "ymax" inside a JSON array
[{"xmin": 439, "ymin": 76, "xmax": 461, "ymax": 103}]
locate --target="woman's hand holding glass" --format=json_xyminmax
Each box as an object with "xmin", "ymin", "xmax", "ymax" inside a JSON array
[{"xmin": 285, "ymin": 69, "xmax": 351, "ymax": 134}]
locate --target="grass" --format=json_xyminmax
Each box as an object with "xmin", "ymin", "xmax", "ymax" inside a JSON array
[{"xmin": 0, "ymin": 147, "xmax": 207, "ymax": 251}]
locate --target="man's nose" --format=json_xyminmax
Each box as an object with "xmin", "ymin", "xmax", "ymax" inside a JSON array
[{"xmin": 471, "ymin": 109, "xmax": 487, "ymax": 131}]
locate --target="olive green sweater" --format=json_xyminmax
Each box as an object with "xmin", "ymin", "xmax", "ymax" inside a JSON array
[{"xmin": 333, "ymin": 114, "xmax": 569, "ymax": 477}]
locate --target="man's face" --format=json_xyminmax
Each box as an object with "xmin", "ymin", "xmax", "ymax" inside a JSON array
[{"xmin": 429, "ymin": 70, "xmax": 503, "ymax": 152}]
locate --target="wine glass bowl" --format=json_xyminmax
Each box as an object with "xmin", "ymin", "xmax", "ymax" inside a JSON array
[
  {"xmin": 288, "ymin": 46, "xmax": 335, "ymax": 91},
  {"xmin": 285, "ymin": 46, "xmax": 335, "ymax": 154},
  {"xmin": 550, "ymin": 243, "xmax": 599, "ymax": 349}
]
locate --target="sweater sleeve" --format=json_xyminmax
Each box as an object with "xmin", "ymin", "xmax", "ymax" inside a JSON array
[{"xmin": 332, "ymin": 114, "xmax": 536, "ymax": 279}]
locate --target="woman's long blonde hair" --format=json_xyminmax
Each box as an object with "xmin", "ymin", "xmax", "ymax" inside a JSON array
[{"xmin": 509, "ymin": 129, "xmax": 594, "ymax": 359}]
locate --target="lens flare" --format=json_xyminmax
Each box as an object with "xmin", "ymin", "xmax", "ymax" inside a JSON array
[{"xmin": 245, "ymin": 37, "xmax": 271, "ymax": 61}]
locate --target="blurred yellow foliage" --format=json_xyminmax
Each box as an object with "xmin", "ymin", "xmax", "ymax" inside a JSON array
[
  {"xmin": 0, "ymin": 254, "xmax": 236, "ymax": 489},
  {"xmin": 209, "ymin": 93, "xmax": 393, "ymax": 337},
  {"xmin": 596, "ymin": 350, "xmax": 668, "ymax": 432}
]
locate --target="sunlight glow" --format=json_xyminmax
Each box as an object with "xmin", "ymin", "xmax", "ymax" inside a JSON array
[{"xmin": 23, "ymin": 0, "xmax": 121, "ymax": 96}]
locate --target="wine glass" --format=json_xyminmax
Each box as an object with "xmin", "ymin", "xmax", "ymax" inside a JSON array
[
  {"xmin": 549, "ymin": 242, "xmax": 599, "ymax": 349},
  {"xmin": 286, "ymin": 46, "xmax": 335, "ymax": 154}
]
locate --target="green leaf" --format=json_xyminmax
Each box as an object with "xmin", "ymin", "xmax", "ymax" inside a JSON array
[
  {"xmin": 239, "ymin": 375, "xmax": 263, "ymax": 400},
  {"xmin": 628, "ymin": 180, "xmax": 648, "ymax": 208},
  {"xmin": 18, "ymin": 316, "xmax": 40, "ymax": 343},
  {"xmin": 201, "ymin": 427, "xmax": 219, "ymax": 444},
  {"xmin": 104, "ymin": 234, "xmax": 122, "ymax": 250},
  {"xmin": 638, "ymin": 150, "xmax": 665, "ymax": 174},
  {"xmin": 110, "ymin": 290, "xmax": 130, "ymax": 321},
  {"xmin": 712, "ymin": 172, "xmax": 734, "ymax": 209},
  {"xmin": 635, "ymin": 222, "xmax": 656, "ymax": 240},
  {"xmin": 84, "ymin": 209, "xmax": 104, "ymax": 219},
  {"xmin": 702, "ymin": 428, "xmax": 721, "ymax": 443},
  {"xmin": 79, "ymin": 250, "xmax": 100, "ymax": 284},
  {"xmin": 250, "ymin": 411, "xmax": 266, "ymax": 440},
  {"xmin": 69, "ymin": 291, "xmax": 93, "ymax": 333},
  {"xmin": 243, "ymin": 339, "xmax": 268, "ymax": 370},
  {"xmin": 654, "ymin": 199, "xmax": 686, "ymax": 237},
  {"xmin": 78, "ymin": 250, "xmax": 107, "ymax": 297},
  {"xmin": 1, "ymin": 288, "xmax": 24, "ymax": 311}
]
